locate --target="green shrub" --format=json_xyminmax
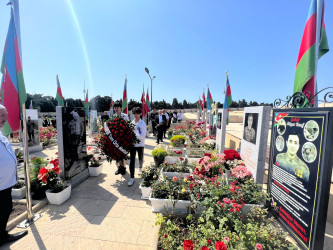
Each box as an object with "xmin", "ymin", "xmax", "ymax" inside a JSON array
[
  {"xmin": 152, "ymin": 148, "xmax": 168, "ymax": 159},
  {"xmin": 170, "ymin": 135, "xmax": 185, "ymax": 147}
]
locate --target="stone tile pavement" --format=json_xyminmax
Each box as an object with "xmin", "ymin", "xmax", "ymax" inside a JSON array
[{"xmin": 3, "ymin": 135, "xmax": 166, "ymax": 250}]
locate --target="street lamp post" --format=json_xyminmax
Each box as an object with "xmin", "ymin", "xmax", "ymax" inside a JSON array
[{"xmin": 145, "ymin": 67, "xmax": 156, "ymax": 109}]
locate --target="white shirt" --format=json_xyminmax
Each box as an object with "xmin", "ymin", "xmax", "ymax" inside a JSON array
[
  {"xmin": 0, "ymin": 130, "xmax": 17, "ymax": 190},
  {"xmin": 131, "ymin": 119, "xmax": 146, "ymax": 147},
  {"xmin": 178, "ymin": 113, "xmax": 183, "ymax": 120},
  {"xmin": 163, "ymin": 113, "xmax": 169, "ymax": 119}
]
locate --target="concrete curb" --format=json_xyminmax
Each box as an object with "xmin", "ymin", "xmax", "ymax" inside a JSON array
[{"xmin": 6, "ymin": 200, "xmax": 48, "ymax": 231}]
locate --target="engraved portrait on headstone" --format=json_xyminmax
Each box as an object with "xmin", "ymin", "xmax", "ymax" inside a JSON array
[
  {"xmin": 243, "ymin": 113, "xmax": 258, "ymax": 144},
  {"xmin": 302, "ymin": 142, "xmax": 317, "ymax": 163},
  {"xmin": 62, "ymin": 107, "xmax": 87, "ymax": 178},
  {"xmin": 217, "ymin": 112, "xmax": 222, "ymax": 129},
  {"xmin": 304, "ymin": 120, "xmax": 319, "ymax": 141},
  {"xmin": 25, "ymin": 109, "xmax": 40, "ymax": 146}
]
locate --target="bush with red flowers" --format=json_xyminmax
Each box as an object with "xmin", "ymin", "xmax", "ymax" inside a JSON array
[{"xmin": 97, "ymin": 115, "xmax": 139, "ymax": 162}]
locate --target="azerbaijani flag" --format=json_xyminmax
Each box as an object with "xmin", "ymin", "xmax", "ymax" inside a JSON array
[
  {"xmin": 56, "ymin": 75, "xmax": 64, "ymax": 107},
  {"xmin": 84, "ymin": 89, "xmax": 89, "ymax": 120},
  {"xmin": 0, "ymin": 76, "xmax": 4, "ymax": 105},
  {"xmin": 0, "ymin": 6, "xmax": 27, "ymax": 136},
  {"xmin": 122, "ymin": 76, "xmax": 128, "ymax": 114},
  {"xmin": 207, "ymin": 87, "xmax": 213, "ymax": 110},
  {"xmin": 293, "ymin": 0, "xmax": 329, "ymax": 106},
  {"xmin": 141, "ymin": 87, "xmax": 146, "ymax": 117},
  {"xmin": 146, "ymin": 88, "xmax": 150, "ymax": 111},
  {"xmin": 202, "ymin": 89, "xmax": 206, "ymax": 108},
  {"xmin": 224, "ymin": 73, "xmax": 233, "ymax": 125}
]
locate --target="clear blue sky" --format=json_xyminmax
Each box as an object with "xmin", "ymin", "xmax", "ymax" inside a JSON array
[{"xmin": 0, "ymin": 0, "xmax": 332, "ymax": 105}]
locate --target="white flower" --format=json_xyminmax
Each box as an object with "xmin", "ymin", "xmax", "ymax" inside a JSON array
[{"xmin": 45, "ymin": 164, "xmax": 54, "ymax": 170}]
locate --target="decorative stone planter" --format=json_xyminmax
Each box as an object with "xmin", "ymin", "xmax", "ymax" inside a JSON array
[
  {"xmin": 45, "ymin": 184, "xmax": 71, "ymax": 205},
  {"xmin": 186, "ymin": 158, "xmax": 201, "ymax": 164},
  {"xmin": 241, "ymin": 203, "xmax": 265, "ymax": 215},
  {"xmin": 149, "ymin": 194, "xmax": 191, "ymax": 214},
  {"xmin": 164, "ymin": 156, "xmax": 180, "ymax": 164},
  {"xmin": 153, "ymin": 157, "xmax": 165, "ymax": 167},
  {"xmin": 11, "ymin": 186, "xmax": 26, "ymax": 199},
  {"xmin": 88, "ymin": 164, "xmax": 103, "ymax": 177},
  {"xmin": 139, "ymin": 185, "xmax": 152, "ymax": 200}
]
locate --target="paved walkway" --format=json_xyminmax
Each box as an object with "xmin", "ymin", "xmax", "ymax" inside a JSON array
[{"xmin": 3, "ymin": 135, "xmax": 164, "ymax": 250}]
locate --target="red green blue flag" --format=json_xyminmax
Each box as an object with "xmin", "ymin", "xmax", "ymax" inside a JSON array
[
  {"xmin": 122, "ymin": 76, "xmax": 128, "ymax": 114},
  {"xmin": 84, "ymin": 89, "xmax": 89, "ymax": 120},
  {"xmin": 56, "ymin": 75, "xmax": 64, "ymax": 107},
  {"xmin": 224, "ymin": 73, "xmax": 232, "ymax": 125},
  {"xmin": 293, "ymin": 0, "xmax": 329, "ymax": 106},
  {"xmin": 1, "ymin": 6, "xmax": 27, "ymax": 136},
  {"xmin": 207, "ymin": 87, "xmax": 213, "ymax": 110},
  {"xmin": 141, "ymin": 87, "xmax": 147, "ymax": 117},
  {"xmin": 202, "ymin": 89, "xmax": 206, "ymax": 108},
  {"xmin": 146, "ymin": 88, "xmax": 150, "ymax": 111}
]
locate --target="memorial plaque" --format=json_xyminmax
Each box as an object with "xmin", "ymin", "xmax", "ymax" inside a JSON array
[
  {"xmin": 89, "ymin": 110, "xmax": 98, "ymax": 137},
  {"xmin": 206, "ymin": 111, "xmax": 212, "ymax": 136},
  {"xmin": 216, "ymin": 109, "xmax": 227, "ymax": 153},
  {"xmin": 57, "ymin": 107, "xmax": 87, "ymax": 179},
  {"xmin": 240, "ymin": 106, "xmax": 270, "ymax": 183},
  {"xmin": 268, "ymin": 108, "xmax": 333, "ymax": 250}
]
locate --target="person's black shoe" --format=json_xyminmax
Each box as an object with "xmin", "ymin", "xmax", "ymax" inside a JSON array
[
  {"xmin": 115, "ymin": 168, "xmax": 121, "ymax": 175},
  {"xmin": 5, "ymin": 231, "xmax": 28, "ymax": 244},
  {"xmin": 120, "ymin": 166, "xmax": 126, "ymax": 175},
  {"xmin": 161, "ymin": 140, "xmax": 164, "ymax": 142},
  {"xmin": 156, "ymin": 140, "xmax": 159, "ymax": 144}
]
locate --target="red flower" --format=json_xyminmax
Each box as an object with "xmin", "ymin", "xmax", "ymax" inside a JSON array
[
  {"xmin": 173, "ymin": 176, "xmax": 178, "ymax": 182},
  {"xmin": 216, "ymin": 241, "xmax": 227, "ymax": 250},
  {"xmin": 201, "ymin": 247, "xmax": 209, "ymax": 250},
  {"xmin": 204, "ymin": 153, "xmax": 212, "ymax": 158},
  {"xmin": 183, "ymin": 240, "xmax": 194, "ymax": 250},
  {"xmin": 180, "ymin": 157, "xmax": 184, "ymax": 161},
  {"xmin": 229, "ymin": 208, "xmax": 235, "ymax": 213},
  {"xmin": 207, "ymin": 239, "xmax": 211, "ymax": 245},
  {"xmin": 256, "ymin": 243, "xmax": 263, "ymax": 250},
  {"xmin": 164, "ymin": 234, "xmax": 168, "ymax": 238}
]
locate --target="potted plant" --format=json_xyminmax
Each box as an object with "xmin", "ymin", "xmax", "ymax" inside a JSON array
[
  {"xmin": 160, "ymin": 159, "xmax": 193, "ymax": 179},
  {"xmin": 151, "ymin": 148, "xmax": 167, "ymax": 167},
  {"xmin": 167, "ymin": 130, "xmax": 173, "ymax": 139},
  {"xmin": 11, "ymin": 181, "xmax": 26, "ymax": 199},
  {"xmin": 165, "ymin": 149, "xmax": 184, "ymax": 164},
  {"xmin": 170, "ymin": 135, "xmax": 186, "ymax": 148},
  {"xmin": 149, "ymin": 177, "xmax": 191, "ymax": 214},
  {"xmin": 139, "ymin": 163, "xmax": 160, "ymax": 199},
  {"xmin": 88, "ymin": 155, "xmax": 103, "ymax": 176},
  {"xmin": 38, "ymin": 158, "xmax": 71, "ymax": 205}
]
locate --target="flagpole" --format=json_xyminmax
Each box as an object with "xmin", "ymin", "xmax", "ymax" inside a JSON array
[{"xmin": 314, "ymin": 0, "xmax": 323, "ymax": 108}]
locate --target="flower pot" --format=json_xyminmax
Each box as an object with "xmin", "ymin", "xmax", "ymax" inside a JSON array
[
  {"xmin": 45, "ymin": 184, "xmax": 71, "ymax": 205},
  {"xmin": 139, "ymin": 185, "xmax": 152, "ymax": 200},
  {"xmin": 149, "ymin": 194, "xmax": 191, "ymax": 214},
  {"xmin": 241, "ymin": 203, "xmax": 265, "ymax": 215},
  {"xmin": 88, "ymin": 164, "xmax": 103, "ymax": 177},
  {"xmin": 31, "ymin": 182, "xmax": 47, "ymax": 200},
  {"xmin": 153, "ymin": 157, "xmax": 164, "ymax": 167},
  {"xmin": 11, "ymin": 186, "xmax": 26, "ymax": 199},
  {"xmin": 161, "ymin": 168, "xmax": 192, "ymax": 179}
]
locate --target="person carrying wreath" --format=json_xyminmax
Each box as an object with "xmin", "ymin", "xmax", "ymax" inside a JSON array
[
  {"xmin": 113, "ymin": 101, "xmax": 129, "ymax": 175},
  {"xmin": 128, "ymin": 107, "xmax": 146, "ymax": 186}
]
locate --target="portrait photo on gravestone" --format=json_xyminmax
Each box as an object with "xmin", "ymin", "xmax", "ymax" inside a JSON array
[
  {"xmin": 61, "ymin": 107, "xmax": 87, "ymax": 179},
  {"xmin": 217, "ymin": 112, "xmax": 222, "ymax": 129},
  {"xmin": 243, "ymin": 113, "xmax": 258, "ymax": 144},
  {"xmin": 269, "ymin": 111, "xmax": 328, "ymax": 249}
]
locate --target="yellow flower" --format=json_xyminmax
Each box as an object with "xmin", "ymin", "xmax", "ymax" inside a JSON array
[
  {"xmin": 142, "ymin": 167, "xmax": 146, "ymax": 172},
  {"xmin": 153, "ymin": 175, "xmax": 157, "ymax": 179},
  {"xmin": 181, "ymin": 188, "xmax": 186, "ymax": 194},
  {"xmin": 184, "ymin": 177, "xmax": 188, "ymax": 182}
]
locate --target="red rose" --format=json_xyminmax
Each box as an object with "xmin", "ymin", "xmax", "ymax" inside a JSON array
[
  {"xmin": 215, "ymin": 241, "xmax": 227, "ymax": 250},
  {"xmin": 183, "ymin": 240, "xmax": 194, "ymax": 250},
  {"xmin": 206, "ymin": 239, "xmax": 211, "ymax": 245},
  {"xmin": 201, "ymin": 247, "xmax": 209, "ymax": 250},
  {"xmin": 256, "ymin": 243, "xmax": 263, "ymax": 250}
]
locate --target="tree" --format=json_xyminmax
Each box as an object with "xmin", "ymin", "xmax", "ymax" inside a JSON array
[{"xmin": 172, "ymin": 98, "xmax": 179, "ymax": 109}]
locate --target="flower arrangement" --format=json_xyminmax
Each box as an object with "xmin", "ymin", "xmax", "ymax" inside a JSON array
[
  {"xmin": 223, "ymin": 149, "xmax": 242, "ymax": 170},
  {"xmin": 200, "ymin": 135, "xmax": 216, "ymax": 150},
  {"xmin": 98, "ymin": 115, "xmax": 139, "ymax": 162},
  {"xmin": 166, "ymin": 149, "xmax": 184, "ymax": 157},
  {"xmin": 139, "ymin": 163, "xmax": 160, "ymax": 187},
  {"xmin": 30, "ymin": 157, "xmax": 48, "ymax": 182},
  {"xmin": 88, "ymin": 155, "xmax": 102, "ymax": 167},
  {"xmin": 39, "ymin": 126, "xmax": 57, "ymax": 146},
  {"xmin": 151, "ymin": 176, "xmax": 190, "ymax": 200},
  {"xmin": 170, "ymin": 135, "xmax": 186, "ymax": 148},
  {"xmin": 161, "ymin": 158, "xmax": 192, "ymax": 173},
  {"xmin": 11, "ymin": 130, "xmax": 20, "ymax": 143},
  {"xmin": 230, "ymin": 165, "xmax": 252, "ymax": 182},
  {"xmin": 37, "ymin": 158, "xmax": 66, "ymax": 193},
  {"xmin": 193, "ymin": 153, "xmax": 226, "ymax": 178}
]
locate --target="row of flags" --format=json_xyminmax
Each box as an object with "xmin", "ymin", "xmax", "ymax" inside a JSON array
[
  {"xmin": 197, "ymin": 72, "xmax": 233, "ymax": 124},
  {"xmin": 0, "ymin": 0, "xmax": 329, "ymax": 137}
]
